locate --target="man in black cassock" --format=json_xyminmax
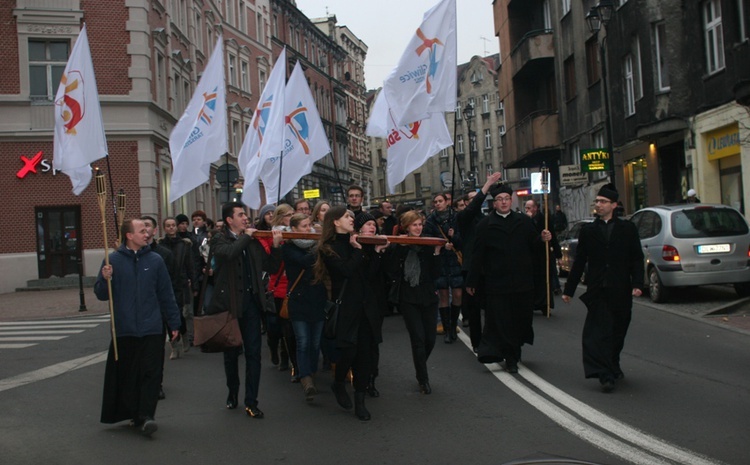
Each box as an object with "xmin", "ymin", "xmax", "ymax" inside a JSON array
[
  {"xmin": 562, "ymin": 184, "xmax": 644, "ymax": 393},
  {"xmin": 466, "ymin": 184, "xmax": 551, "ymax": 373}
]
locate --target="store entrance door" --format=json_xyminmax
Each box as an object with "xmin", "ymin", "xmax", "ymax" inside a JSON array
[{"xmin": 35, "ymin": 206, "xmax": 82, "ymax": 278}]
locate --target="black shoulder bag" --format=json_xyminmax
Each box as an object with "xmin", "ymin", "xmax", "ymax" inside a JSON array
[{"xmin": 323, "ymin": 279, "xmax": 347, "ymax": 340}]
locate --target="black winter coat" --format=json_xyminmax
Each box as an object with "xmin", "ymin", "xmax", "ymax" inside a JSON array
[
  {"xmin": 385, "ymin": 244, "xmax": 440, "ymax": 305},
  {"xmin": 282, "ymin": 241, "xmax": 327, "ymax": 323},
  {"xmin": 159, "ymin": 236, "xmax": 194, "ymax": 305},
  {"xmin": 322, "ymin": 233, "xmax": 384, "ymax": 347},
  {"xmin": 563, "ymin": 218, "xmax": 644, "ymax": 296},
  {"xmin": 466, "ymin": 211, "xmax": 542, "ymax": 295},
  {"xmin": 205, "ymin": 230, "xmax": 281, "ymax": 317}
]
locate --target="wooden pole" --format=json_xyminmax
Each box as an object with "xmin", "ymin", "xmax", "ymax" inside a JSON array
[
  {"xmin": 541, "ymin": 163, "xmax": 551, "ymax": 318},
  {"xmin": 250, "ymin": 230, "xmax": 447, "ymax": 246},
  {"xmin": 95, "ymin": 169, "xmax": 118, "ymax": 360}
]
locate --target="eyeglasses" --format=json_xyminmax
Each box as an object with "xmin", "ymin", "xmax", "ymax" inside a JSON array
[{"xmin": 594, "ymin": 199, "xmax": 613, "ymax": 204}]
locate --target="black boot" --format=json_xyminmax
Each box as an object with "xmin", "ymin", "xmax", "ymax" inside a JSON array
[
  {"xmin": 331, "ymin": 382, "xmax": 352, "ymax": 410},
  {"xmin": 279, "ymin": 344, "xmax": 289, "ymax": 371},
  {"xmin": 354, "ymin": 392, "xmax": 371, "ymax": 421},
  {"xmin": 366, "ymin": 375, "xmax": 380, "ymax": 398},
  {"xmin": 450, "ymin": 305, "xmax": 461, "ymax": 342},
  {"xmin": 439, "ymin": 307, "xmax": 451, "ymax": 344}
]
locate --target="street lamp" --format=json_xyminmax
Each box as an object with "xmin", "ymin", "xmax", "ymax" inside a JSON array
[
  {"xmin": 463, "ymin": 102, "xmax": 478, "ymax": 188},
  {"xmin": 586, "ymin": 0, "xmax": 617, "ymax": 184}
]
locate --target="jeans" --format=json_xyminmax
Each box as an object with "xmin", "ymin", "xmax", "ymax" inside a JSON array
[
  {"xmin": 291, "ymin": 320, "xmax": 324, "ymax": 378},
  {"xmin": 223, "ymin": 296, "xmax": 262, "ymax": 408}
]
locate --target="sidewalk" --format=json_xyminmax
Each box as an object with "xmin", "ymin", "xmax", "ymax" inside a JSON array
[{"xmin": 0, "ymin": 287, "xmax": 109, "ymax": 321}]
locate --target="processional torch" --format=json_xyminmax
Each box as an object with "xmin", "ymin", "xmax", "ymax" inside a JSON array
[
  {"xmin": 116, "ymin": 189, "xmax": 126, "ymax": 246},
  {"xmin": 541, "ymin": 163, "xmax": 551, "ymax": 319},
  {"xmin": 95, "ymin": 169, "xmax": 119, "ymax": 360}
]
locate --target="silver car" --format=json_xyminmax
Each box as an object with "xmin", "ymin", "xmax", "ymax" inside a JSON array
[{"xmin": 629, "ymin": 204, "xmax": 750, "ymax": 303}]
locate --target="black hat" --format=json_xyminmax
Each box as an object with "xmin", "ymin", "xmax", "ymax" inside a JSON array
[
  {"xmin": 354, "ymin": 212, "xmax": 376, "ymax": 232},
  {"xmin": 489, "ymin": 183, "xmax": 513, "ymax": 199},
  {"xmin": 175, "ymin": 214, "xmax": 190, "ymax": 225},
  {"xmin": 597, "ymin": 183, "xmax": 619, "ymax": 202}
]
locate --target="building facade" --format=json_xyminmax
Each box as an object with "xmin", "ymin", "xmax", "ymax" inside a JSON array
[{"xmin": 0, "ymin": 0, "xmax": 367, "ymax": 293}]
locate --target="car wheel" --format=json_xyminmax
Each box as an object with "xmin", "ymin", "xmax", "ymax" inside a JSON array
[
  {"xmin": 734, "ymin": 282, "xmax": 750, "ymax": 298},
  {"xmin": 648, "ymin": 267, "xmax": 668, "ymax": 303}
]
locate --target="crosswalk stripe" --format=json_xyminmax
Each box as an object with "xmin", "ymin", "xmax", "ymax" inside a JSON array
[
  {"xmin": 0, "ymin": 325, "xmax": 99, "ymax": 330},
  {"xmin": 0, "ymin": 343, "xmax": 36, "ymax": 349},
  {"xmin": 0, "ymin": 336, "xmax": 68, "ymax": 341},
  {"xmin": 0, "ymin": 318, "xmax": 108, "ymax": 326},
  {"xmin": 0, "ymin": 330, "xmax": 85, "ymax": 336}
]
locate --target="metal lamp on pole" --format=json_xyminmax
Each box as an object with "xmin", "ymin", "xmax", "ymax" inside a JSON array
[{"xmin": 586, "ymin": 0, "xmax": 617, "ymax": 184}]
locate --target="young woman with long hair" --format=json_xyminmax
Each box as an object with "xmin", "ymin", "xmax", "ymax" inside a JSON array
[
  {"xmin": 313, "ymin": 206, "xmax": 387, "ymax": 421},
  {"xmin": 310, "ymin": 200, "xmax": 331, "ymax": 232}
]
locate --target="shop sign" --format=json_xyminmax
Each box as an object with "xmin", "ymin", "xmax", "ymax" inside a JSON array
[
  {"xmin": 530, "ymin": 172, "xmax": 551, "ymax": 194},
  {"xmin": 559, "ymin": 165, "xmax": 588, "ymax": 186},
  {"xmin": 16, "ymin": 151, "xmax": 58, "ymax": 179},
  {"xmin": 303, "ymin": 189, "xmax": 320, "ymax": 199},
  {"xmin": 580, "ymin": 149, "xmax": 611, "ymax": 172},
  {"xmin": 706, "ymin": 124, "xmax": 740, "ymax": 161}
]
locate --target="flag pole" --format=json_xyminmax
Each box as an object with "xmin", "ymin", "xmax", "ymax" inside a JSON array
[
  {"xmin": 95, "ymin": 168, "xmax": 118, "ymax": 361},
  {"xmin": 541, "ymin": 162, "xmax": 551, "ymax": 318}
]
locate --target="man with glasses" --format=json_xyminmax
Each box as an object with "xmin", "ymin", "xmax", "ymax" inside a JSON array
[
  {"xmin": 347, "ymin": 185, "xmax": 365, "ymax": 215},
  {"xmin": 466, "ymin": 183, "xmax": 551, "ymax": 373},
  {"xmin": 562, "ymin": 184, "xmax": 643, "ymax": 393}
]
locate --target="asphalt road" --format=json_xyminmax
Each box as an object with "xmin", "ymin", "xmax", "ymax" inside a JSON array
[{"xmin": 1, "ymin": 291, "xmax": 748, "ymax": 465}]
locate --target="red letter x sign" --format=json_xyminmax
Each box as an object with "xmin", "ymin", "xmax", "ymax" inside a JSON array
[{"xmin": 17, "ymin": 151, "xmax": 44, "ymax": 179}]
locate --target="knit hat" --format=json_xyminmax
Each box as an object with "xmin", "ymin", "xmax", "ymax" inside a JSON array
[
  {"xmin": 259, "ymin": 204, "xmax": 276, "ymax": 218},
  {"xmin": 489, "ymin": 183, "xmax": 513, "ymax": 199},
  {"xmin": 175, "ymin": 214, "xmax": 190, "ymax": 225},
  {"xmin": 597, "ymin": 183, "xmax": 619, "ymax": 202},
  {"xmin": 354, "ymin": 212, "xmax": 376, "ymax": 232}
]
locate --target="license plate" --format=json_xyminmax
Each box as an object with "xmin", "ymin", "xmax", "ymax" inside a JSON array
[{"xmin": 696, "ymin": 244, "xmax": 730, "ymax": 254}]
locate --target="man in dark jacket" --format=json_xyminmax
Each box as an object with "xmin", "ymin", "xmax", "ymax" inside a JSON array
[
  {"xmin": 562, "ymin": 184, "xmax": 644, "ymax": 393},
  {"xmin": 160, "ymin": 217, "xmax": 195, "ymax": 353},
  {"xmin": 466, "ymin": 184, "xmax": 551, "ymax": 373},
  {"xmin": 95, "ymin": 218, "xmax": 181, "ymax": 436},
  {"xmin": 524, "ymin": 199, "xmax": 562, "ymax": 313},
  {"xmin": 208, "ymin": 202, "xmax": 282, "ymax": 418},
  {"xmin": 456, "ymin": 172, "xmax": 501, "ymax": 351}
]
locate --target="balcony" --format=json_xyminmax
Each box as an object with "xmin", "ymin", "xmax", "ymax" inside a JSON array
[
  {"xmin": 505, "ymin": 110, "xmax": 560, "ymax": 168},
  {"xmin": 510, "ymin": 29, "xmax": 554, "ymax": 78}
]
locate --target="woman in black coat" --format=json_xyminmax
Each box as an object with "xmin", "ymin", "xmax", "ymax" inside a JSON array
[
  {"xmin": 387, "ymin": 210, "xmax": 442, "ymax": 394},
  {"xmin": 314, "ymin": 206, "xmax": 387, "ymax": 421},
  {"xmin": 283, "ymin": 214, "xmax": 327, "ymax": 402}
]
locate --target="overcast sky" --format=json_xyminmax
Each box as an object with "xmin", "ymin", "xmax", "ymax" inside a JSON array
[{"xmin": 295, "ymin": 0, "xmax": 499, "ymax": 90}]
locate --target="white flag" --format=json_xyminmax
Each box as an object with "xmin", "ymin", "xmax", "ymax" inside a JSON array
[
  {"xmin": 53, "ymin": 24, "xmax": 108, "ymax": 195},
  {"xmin": 168, "ymin": 37, "xmax": 227, "ymax": 202},
  {"xmin": 382, "ymin": 0, "xmax": 457, "ymax": 127},
  {"xmin": 240, "ymin": 48, "xmax": 287, "ymax": 209},
  {"xmin": 370, "ymin": 93, "xmax": 452, "ymax": 194},
  {"xmin": 365, "ymin": 86, "xmax": 390, "ymax": 138},
  {"xmin": 259, "ymin": 62, "xmax": 331, "ymax": 203}
]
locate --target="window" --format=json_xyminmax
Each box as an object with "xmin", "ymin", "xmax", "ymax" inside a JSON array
[
  {"xmin": 156, "ymin": 52, "xmax": 167, "ymax": 107},
  {"xmin": 633, "ymin": 36, "xmax": 643, "ymax": 100},
  {"xmin": 455, "ymin": 101, "xmax": 462, "ymax": 120},
  {"xmin": 564, "ymin": 56, "xmax": 576, "ymax": 101},
  {"xmin": 561, "ymin": 0, "xmax": 571, "ymax": 15},
  {"xmin": 482, "ymin": 94, "xmax": 489, "ymax": 113},
  {"xmin": 414, "ymin": 173, "xmax": 422, "ymax": 195},
  {"xmin": 257, "ymin": 13, "xmax": 265, "ymax": 43},
  {"xmin": 467, "ymin": 97, "xmax": 476, "ymax": 116},
  {"xmin": 571, "ymin": 142, "xmax": 580, "ymax": 167},
  {"xmin": 623, "ymin": 54, "xmax": 636, "ymax": 116},
  {"xmin": 195, "ymin": 12, "xmax": 202, "ymax": 48},
  {"xmin": 232, "ymin": 120, "xmax": 240, "ymax": 153},
  {"xmin": 653, "ymin": 22, "xmax": 670, "ymax": 91},
  {"xmin": 593, "ymin": 130, "xmax": 605, "ymax": 150},
  {"xmin": 304, "ymin": 38, "xmax": 309, "ymax": 58},
  {"xmin": 471, "ymin": 70, "xmax": 482, "ymax": 83},
  {"xmin": 173, "ymin": 72, "xmax": 181, "ymax": 113},
  {"xmin": 585, "ymin": 38, "xmax": 600, "ymax": 85},
  {"xmin": 543, "ymin": 0, "xmax": 551, "ymax": 29},
  {"xmin": 703, "ymin": 0, "xmax": 725, "ymax": 74},
  {"xmin": 228, "ymin": 54, "xmax": 237, "ymax": 86},
  {"xmin": 28, "ymin": 39, "xmax": 69, "ymax": 101},
  {"xmin": 470, "ymin": 133, "xmax": 477, "ymax": 152},
  {"xmin": 227, "ymin": 0, "xmax": 235, "ymax": 27},
  {"xmin": 240, "ymin": 60, "xmax": 249, "ymax": 92},
  {"xmin": 499, "ymin": 125, "xmax": 506, "ymax": 138},
  {"xmin": 739, "ymin": 0, "xmax": 748, "ymax": 41},
  {"xmin": 238, "ymin": 1, "xmax": 246, "ymax": 33},
  {"xmin": 457, "ymin": 134, "xmax": 464, "ymax": 154},
  {"xmin": 497, "ymin": 100, "xmax": 505, "ymax": 125},
  {"xmin": 259, "ymin": 69, "xmax": 266, "ymax": 91},
  {"xmin": 520, "ymin": 167, "xmax": 530, "ymax": 179},
  {"xmin": 484, "ymin": 129, "xmax": 492, "ymax": 149},
  {"xmin": 272, "ymin": 14, "xmax": 278, "ymax": 38}
]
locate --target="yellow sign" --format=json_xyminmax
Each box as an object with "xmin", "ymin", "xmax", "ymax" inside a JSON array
[
  {"xmin": 303, "ymin": 189, "xmax": 320, "ymax": 199},
  {"xmin": 580, "ymin": 149, "xmax": 611, "ymax": 172},
  {"xmin": 706, "ymin": 124, "xmax": 740, "ymax": 161}
]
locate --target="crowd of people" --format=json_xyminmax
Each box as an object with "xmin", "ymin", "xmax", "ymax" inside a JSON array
[{"xmin": 94, "ymin": 176, "xmax": 644, "ymax": 436}]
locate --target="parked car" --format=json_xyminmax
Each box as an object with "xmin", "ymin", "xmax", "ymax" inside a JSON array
[
  {"xmin": 558, "ymin": 218, "xmax": 595, "ymax": 278},
  {"xmin": 629, "ymin": 204, "xmax": 750, "ymax": 303}
]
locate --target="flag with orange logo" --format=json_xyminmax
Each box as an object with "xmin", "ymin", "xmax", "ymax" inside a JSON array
[
  {"xmin": 258, "ymin": 61, "xmax": 330, "ymax": 203},
  {"xmin": 239, "ymin": 48, "xmax": 287, "ymax": 209},
  {"xmin": 370, "ymin": 91, "xmax": 452, "ymax": 194},
  {"xmin": 53, "ymin": 24, "xmax": 108, "ymax": 195},
  {"xmin": 168, "ymin": 36, "xmax": 227, "ymax": 202},
  {"xmin": 382, "ymin": 0, "xmax": 457, "ymax": 127}
]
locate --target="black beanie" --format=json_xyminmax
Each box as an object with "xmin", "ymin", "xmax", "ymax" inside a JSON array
[
  {"xmin": 175, "ymin": 214, "xmax": 190, "ymax": 225},
  {"xmin": 354, "ymin": 212, "xmax": 376, "ymax": 232},
  {"xmin": 597, "ymin": 183, "xmax": 619, "ymax": 202}
]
